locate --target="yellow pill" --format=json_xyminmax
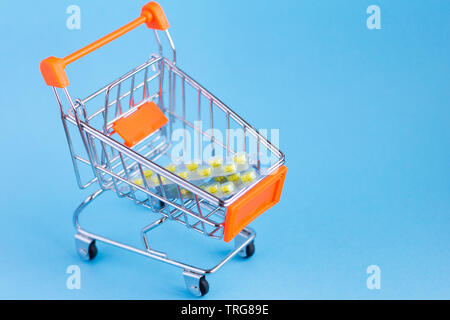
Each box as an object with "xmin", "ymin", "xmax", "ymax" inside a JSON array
[
  {"xmin": 133, "ymin": 178, "xmax": 143, "ymax": 186},
  {"xmin": 186, "ymin": 162, "xmax": 199, "ymax": 171},
  {"xmin": 180, "ymin": 188, "xmax": 191, "ymax": 197},
  {"xmin": 151, "ymin": 175, "xmax": 166, "ymax": 185},
  {"xmin": 204, "ymin": 183, "xmax": 219, "ymax": 194},
  {"xmin": 222, "ymin": 163, "xmax": 237, "ymax": 173},
  {"xmin": 198, "ymin": 167, "xmax": 212, "ymax": 177},
  {"xmin": 233, "ymin": 153, "xmax": 247, "ymax": 165},
  {"xmin": 143, "ymin": 170, "xmax": 153, "ymax": 178},
  {"xmin": 208, "ymin": 157, "xmax": 223, "ymax": 168},
  {"xmin": 177, "ymin": 171, "xmax": 189, "ymax": 179},
  {"xmin": 220, "ymin": 182, "xmax": 235, "ymax": 195},
  {"xmin": 214, "ymin": 176, "xmax": 228, "ymax": 183},
  {"xmin": 227, "ymin": 173, "xmax": 240, "ymax": 182},
  {"xmin": 241, "ymin": 170, "xmax": 256, "ymax": 183},
  {"xmin": 166, "ymin": 164, "xmax": 177, "ymax": 173}
]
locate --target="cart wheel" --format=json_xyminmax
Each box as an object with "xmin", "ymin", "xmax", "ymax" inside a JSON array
[
  {"xmin": 183, "ymin": 271, "xmax": 209, "ymax": 297},
  {"xmin": 158, "ymin": 200, "xmax": 166, "ymax": 209},
  {"xmin": 150, "ymin": 198, "xmax": 166, "ymax": 211},
  {"xmin": 88, "ymin": 241, "xmax": 98, "ymax": 260},
  {"xmin": 75, "ymin": 234, "xmax": 97, "ymax": 261},
  {"xmin": 240, "ymin": 241, "xmax": 255, "ymax": 259},
  {"xmin": 199, "ymin": 276, "xmax": 209, "ymax": 297}
]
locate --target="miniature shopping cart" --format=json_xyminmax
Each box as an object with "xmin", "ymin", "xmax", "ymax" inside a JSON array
[{"xmin": 40, "ymin": 2, "xmax": 286, "ymax": 296}]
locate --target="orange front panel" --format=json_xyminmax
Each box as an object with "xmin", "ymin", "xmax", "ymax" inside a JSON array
[{"xmin": 223, "ymin": 165, "xmax": 287, "ymax": 242}]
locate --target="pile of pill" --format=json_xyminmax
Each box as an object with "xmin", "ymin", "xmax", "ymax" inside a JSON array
[
  {"xmin": 132, "ymin": 152, "xmax": 250, "ymax": 187},
  {"xmin": 156, "ymin": 168, "xmax": 260, "ymax": 200},
  {"xmin": 130, "ymin": 152, "xmax": 260, "ymax": 199},
  {"xmin": 199, "ymin": 168, "xmax": 259, "ymax": 199}
]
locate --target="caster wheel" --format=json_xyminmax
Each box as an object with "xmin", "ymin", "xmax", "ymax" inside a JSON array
[
  {"xmin": 75, "ymin": 234, "xmax": 97, "ymax": 261},
  {"xmin": 88, "ymin": 241, "xmax": 98, "ymax": 260},
  {"xmin": 183, "ymin": 271, "xmax": 209, "ymax": 297},
  {"xmin": 241, "ymin": 241, "xmax": 255, "ymax": 259},
  {"xmin": 150, "ymin": 198, "xmax": 166, "ymax": 211},
  {"xmin": 199, "ymin": 276, "xmax": 209, "ymax": 297}
]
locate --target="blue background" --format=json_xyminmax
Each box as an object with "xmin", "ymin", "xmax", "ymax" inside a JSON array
[{"xmin": 0, "ymin": 0, "xmax": 449, "ymax": 299}]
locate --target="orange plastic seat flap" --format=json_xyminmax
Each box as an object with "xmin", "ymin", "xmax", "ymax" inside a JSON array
[{"xmin": 112, "ymin": 101, "xmax": 168, "ymax": 148}]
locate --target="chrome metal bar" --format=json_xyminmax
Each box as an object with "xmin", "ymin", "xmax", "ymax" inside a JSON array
[
  {"xmin": 73, "ymin": 189, "xmax": 255, "ymax": 275},
  {"xmin": 80, "ymin": 56, "xmax": 162, "ymax": 105},
  {"xmin": 160, "ymin": 105, "xmax": 236, "ymax": 155},
  {"xmin": 209, "ymin": 98, "xmax": 215, "ymax": 157},
  {"xmin": 162, "ymin": 58, "xmax": 283, "ymax": 159}
]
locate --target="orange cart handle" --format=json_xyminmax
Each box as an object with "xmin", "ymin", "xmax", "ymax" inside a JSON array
[{"xmin": 40, "ymin": 2, "xmax": 169, "ymax": 88}]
